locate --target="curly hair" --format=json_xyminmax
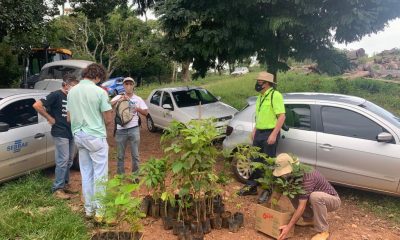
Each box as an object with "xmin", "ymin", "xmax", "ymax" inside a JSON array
[{"xmin": 81, "ymin": 63, "xmax": 107, "ymax": 82}]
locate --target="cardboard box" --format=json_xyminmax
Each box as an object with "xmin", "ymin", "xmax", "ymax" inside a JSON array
[{"xmin": 255, "ymin": 204, "xmax": 295, "ymax": 239}]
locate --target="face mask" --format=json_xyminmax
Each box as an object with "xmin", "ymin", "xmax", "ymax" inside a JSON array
[
  {"xmin": 124, "ymin": 84, "xmax": 134, "ymax": 94},
  {"xmin": 255, "ymin": 82, "xmax": 264, "ymax": 92}
]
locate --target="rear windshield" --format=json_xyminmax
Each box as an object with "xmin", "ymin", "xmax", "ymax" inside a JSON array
[
  {"xmin": 39, "ymin": 65, "xmax": 83, "ymax": 81},
  {"xmin": 172, "ymin": 88, "xmax": 218, "ymax": 108},
  {"xmin": 361, "ymin": 101, "xmax": 400, "ymax": 128},
  {"xmin": 102, "ymin": 80, "xmax": 113, "ymax": 87}
]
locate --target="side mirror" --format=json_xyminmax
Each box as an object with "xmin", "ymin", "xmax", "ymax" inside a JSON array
[
  {"xmin": 162, "ymin": 103, "xmax": 173, "ymax": 110},
  {"xmin": 376, "ymin": 132, "xmax": 393, "ymax": 143},
  {"xmin": 0, "ymin": 122, "xmax": 10, "ymax": 132}
]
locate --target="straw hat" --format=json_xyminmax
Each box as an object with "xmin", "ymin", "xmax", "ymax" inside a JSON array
[
  {"xmin": 256, "ymin": 71, "xmax": 275, "ymax": 84},
  {"xmin": 273, "ymin": 153, "xmax": 294, "ymax": 177}
]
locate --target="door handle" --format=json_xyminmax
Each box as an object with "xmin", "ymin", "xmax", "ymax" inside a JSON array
[
  {"xmin": 319, "ymin": 144, "xmax": 333, "ymax": 150},
  {"xmin": 34, "ymin": 133, "xmax": 45, "ymax": 139}
]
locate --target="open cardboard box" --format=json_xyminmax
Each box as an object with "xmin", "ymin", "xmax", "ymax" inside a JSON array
[{"xmin": 255, "ymin": 202, "xmax": 295, "ymax": 239}]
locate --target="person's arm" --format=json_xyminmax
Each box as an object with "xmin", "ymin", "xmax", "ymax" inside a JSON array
[
  {"xmin": 268, "ymin": 113, "xmax": 286, "ymax": 144},
  {"xmin": 278, "ymin": 199, "xmax": 307, "ymax": 240},
  {"xmin": 33, "ymin": 100, "xmax": 55, "ymax": 125},
  {"xmin": 110, "ymin": 95, "xmax": 123, "ymax": 107},
  {"xmin": 102, "ymin": 110, "xmax": 113, "ymax": 132}
]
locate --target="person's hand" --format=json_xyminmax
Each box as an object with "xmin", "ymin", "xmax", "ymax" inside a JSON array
[
  {"xmin": 48, "ymin": 117, "xmax": 56, "ymax": 125},
  {"xmin": 267, "ymin": 132, "xmax": 277, "ymax": 145},
  {"xmin": 278, "ymin": 225, "xmax": 291, "ymax": 240}
]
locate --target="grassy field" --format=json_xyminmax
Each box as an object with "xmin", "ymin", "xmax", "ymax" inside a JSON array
[
  {"xmin": 0, "ymin": 173, "xmax": 88, "ymax": 240},
  {"xmin": 1, "ymin": 70, "xmax": 399, "ymax": 239},
  {"xmin": 135, "ymin": 71, "xmax": 400, "ymax": 115}
]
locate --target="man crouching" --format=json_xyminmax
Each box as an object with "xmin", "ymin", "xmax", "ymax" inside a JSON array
[{"xmin": 271, "ymin": 154, "xmax": 341, "ymax": 240}]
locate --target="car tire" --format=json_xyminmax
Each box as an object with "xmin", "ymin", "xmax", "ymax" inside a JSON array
[
  {"xmin": 231, "ymin": 154, "xmax": 252, "ymax": 184},
  {"xmin": 71, "ymin": 147, "xmax": 80, "ymax": 170},
  {"xmin": 146, "ymin": 115, "xmax": 157, "ymax": 132}
]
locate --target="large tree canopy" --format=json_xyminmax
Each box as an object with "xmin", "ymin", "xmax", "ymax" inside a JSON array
[{"xmin": 154, "ymin": 0, "xmax": 400, "ymax": 79}]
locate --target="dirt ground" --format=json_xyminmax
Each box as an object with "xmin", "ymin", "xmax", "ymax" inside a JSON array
[{"xmin": 62, "ymin": 125, "xmax": 400, "ymax": 240}]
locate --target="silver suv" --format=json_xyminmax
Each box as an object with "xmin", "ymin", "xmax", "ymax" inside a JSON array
[
  {"xmin": 223, "ymin": 92, "xmax": 400, "ymax": 196},
  {"xmin": 0, "ymin": 89, "xmax": 78, "ymax": 183}
]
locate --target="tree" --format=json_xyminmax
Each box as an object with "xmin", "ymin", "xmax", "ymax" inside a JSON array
[
  {"xmin": 154, "ymin": 0, "xmax": 400, "ymax": 80},
  {"xmin": 0, "ymin": 41, "xmax": 20, "ymax": 87}
]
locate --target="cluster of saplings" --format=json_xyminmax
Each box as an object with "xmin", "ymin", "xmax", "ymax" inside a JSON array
[
  {"xmin": 95, "ymin": 119, "xmax": 308, "ymax": 240},
  {"xmin": 139, "ymin": 119, "xmax": 244, "ymax": 240}
]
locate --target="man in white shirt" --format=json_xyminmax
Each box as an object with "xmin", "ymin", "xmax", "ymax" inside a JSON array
[{"xmin": 111, "ymin": 77, "xmax": 148, "ymax": 175}]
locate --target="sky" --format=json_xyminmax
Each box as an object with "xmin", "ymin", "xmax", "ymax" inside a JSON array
[{"xmin": 335, "ymin": 18, "xmax": 400, "ymax": 56}]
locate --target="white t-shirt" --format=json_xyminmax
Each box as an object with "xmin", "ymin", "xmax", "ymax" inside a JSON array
[{"xmin": 112, "ymin": 94, "xmax": 148, "ymax": 129}]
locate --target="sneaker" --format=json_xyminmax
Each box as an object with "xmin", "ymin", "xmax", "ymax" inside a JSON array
[
  {"xmin": 64, "ymin": 184, "xmax": 79, "ymax": 194},
  {"xmin": 53, "ymin": 189, "xmax": 71, "ymax": 200},
  {"xmin": 237, "ymin": 185, "xmax": 258, "ymax": 196},
  {"xmin": 94, "ymin": 215, "xmax": 104, "ymax": 224},
  {"xmin": 311, "ymin": 231, "xmax": 329, "ymax": 240},
  {"xmin": 296, "ymin": 217, "xmax": 314, "ymax": 226}
]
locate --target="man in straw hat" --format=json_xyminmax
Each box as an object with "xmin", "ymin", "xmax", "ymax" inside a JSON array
[
  {"xmin": 238, "ymin": 71, "xmax": 286, "ymax": 204},
  {"xmin": 272, "ymin": 153, "xmax": 341, "ymax": 240}
]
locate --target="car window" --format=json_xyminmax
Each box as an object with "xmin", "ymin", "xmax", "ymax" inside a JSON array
[
  {"xmin": 161, "ymin": 92, "xmax": 173, "ymax": 106},
  {"xmin": 173, "ymin": 89, "xmax": 218, "ymax": 107},
  {"xmin": 285, "ymin": 104, "xmax": 311, "ymax": 130},
  {"xmin": 0, "ymin": 99, "xmax": 38, "ymax": 129},
  {"xmin": 150, "ymin": 91, "xmax": 162, "ymax": 106},
  {"xmin": 39, "ymin": 66, "xmax": 82, "ymax": 81},
  {"xmin": 321, "ymin": 106, "xmax": 385, "ymax": 141},
  {"xmin": 361, "ymin": 101, "xmax": 400, "ymax": 129}
]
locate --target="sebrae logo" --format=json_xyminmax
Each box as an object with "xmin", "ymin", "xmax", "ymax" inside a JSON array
[{"xmin": 7, "ymin": 140, "xmax": 28, "ymax": 153}]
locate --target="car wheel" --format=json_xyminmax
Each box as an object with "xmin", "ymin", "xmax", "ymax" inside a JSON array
[
  {"xmin": 231, "ymin": 155, "xmax": 251, "ymax": 184},
  {"xmin": 146, "ymin": 115, "xmax": 157, "ymax": 132},
  {"xmin": 71, "ymin": 147, "xmax": 80, "ymax": 170}
]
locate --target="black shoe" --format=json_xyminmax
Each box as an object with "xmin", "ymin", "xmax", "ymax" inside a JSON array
[
  {"xmin": 237, "ymin": 185, "xmax": 258, "ymax": 196},
  {"xmin": 257, "ymin": 190, "xmax": 270, "ymax": 204}
]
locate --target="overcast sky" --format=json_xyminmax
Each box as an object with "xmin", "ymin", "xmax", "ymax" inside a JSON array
[{"xmin": 335, "ymin": 18, "xmax": 400, "ymax": 56}]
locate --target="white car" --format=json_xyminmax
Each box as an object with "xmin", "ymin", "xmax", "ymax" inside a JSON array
[
  {"xmin": 145, "ymin": 87, "xmax": 238, "ymax": 136},
  {"xmin": 0, "ymin": 89, "xmax": 79, "ymax": 183},
  {"xmin": 231, "ymin": 67, "xmax": 249, "ymax": 75},
  {"xmin": 223, "ymin": 93, "xmax": 400, "ymax": 196},
  {"xmin": 34, "ymin": 60, "xmax": 95, "ymax": 92}
]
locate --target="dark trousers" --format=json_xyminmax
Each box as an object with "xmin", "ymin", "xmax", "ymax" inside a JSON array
[{"xmin": 247, "ymin": 129, "xmax": 280, "ymax": 186}]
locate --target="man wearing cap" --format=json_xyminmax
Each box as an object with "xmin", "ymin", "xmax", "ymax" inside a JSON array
[
  {"xmin": 238, "ymin": 71, "xmax": 286, "ymax": 203},
  {"xmin": 272, "ymin": 153, "xmax": 341, "ymax": 240},
  {"xmin": 111, "ymin": 77, "xmax": 148, "ymax": 175}
]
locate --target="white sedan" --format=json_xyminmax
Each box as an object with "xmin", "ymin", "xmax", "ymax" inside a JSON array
[{"xmin": 145, "ymin": 87, "xmax": 238, "ymax": 136}]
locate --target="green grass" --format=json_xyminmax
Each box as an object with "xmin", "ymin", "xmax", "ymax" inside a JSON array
[
  {"xmin": 137, "ymin": 71, "xmax": 400, "ymax": 115},
  {"xmin": 0, "ymin": 173, "xmax": 88, "ymax": 240}
]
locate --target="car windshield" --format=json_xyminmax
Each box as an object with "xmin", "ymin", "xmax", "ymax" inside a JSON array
[
  {"xmin": 172, "ymin": 88, "xmax": 218, "ymax": 108},
  {"xmin": 361, "ymin": 101, "xmax": 400, "ymax": 128},
  {"xmin": 102, "ymin": 80, "xmax": 114, "ymax": 87}
]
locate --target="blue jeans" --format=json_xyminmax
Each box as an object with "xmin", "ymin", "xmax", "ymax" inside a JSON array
[
  {"xmin": 115, "ymin": 127, "xmax": 140, "ymax": 174},
  {"xmin": 74, "ymin": 130, "xmax": 109, "ymax": 216},
  {"xmin": 52, "ymin": 137, "xmax": 75, "ymax": 192}
]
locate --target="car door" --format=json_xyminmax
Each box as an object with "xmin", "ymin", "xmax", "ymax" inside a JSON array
[
  {"xmin": 159, "ymin": 92, "xmax": 175, "ymax": 128},
  {"xmin": 277, "ymin": 103, "xmax": 317, "ymax": 167},
  {"xmin": 0, "ymin": 97, "xmax": 48, "ymax": 181},
  {"xmin": 316, "ymin": 105, "xmax": 400, "ymax": 193},
  {"xmin": 148, "ymin": 91, "xmax": 164, "ymax": 128}
]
